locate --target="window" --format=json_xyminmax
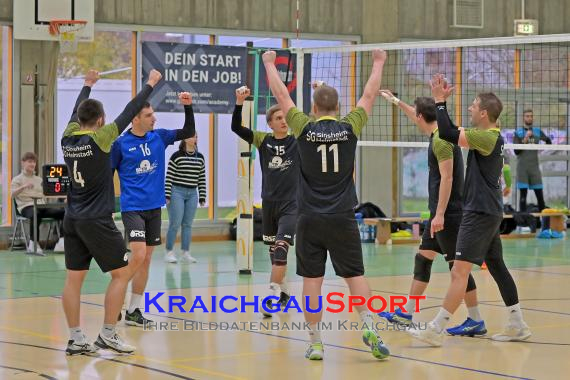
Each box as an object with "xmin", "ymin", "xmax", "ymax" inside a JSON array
[
  {"xmin": 141, "ymin": 32, "xmax": 212, "ymax": 219},
  {"xmin": 56, "ymin": 30, "xmax": 132, "ymax": 164}
]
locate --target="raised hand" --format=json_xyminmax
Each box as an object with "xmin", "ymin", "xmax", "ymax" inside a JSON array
[
  {"xmin": 430, "ymin": 73, "xmax": 454, "ymax": 102},
  {"xmin": 379, "ymin": 89, "xmax": 400, "ymax": 105},
  {"xmin": 262, "ymin": 50, "xmax": 277, "ymax": 64},
  {"xmin": 84, "ymin": 69, "xmax": 99, "ymax": 87},
  {"xmin": 372, "ymin": 49, "xmax": 387, "ymax": 64},
  {"xmin": 147, "ymin": 69, "xmax": 163, "ymax": 87},
  {"xmin": 236, "ymin": 86, "xmax": 251, "ymax": 105},
  {"xmin": 179, "ymin": 92, "xmax": 192, "ymax": 105}
]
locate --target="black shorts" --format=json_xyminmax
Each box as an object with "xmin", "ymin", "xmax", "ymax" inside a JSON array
[
  {"xmin": 419, "ymin": 214, "xmax": 462, "ymax": 262},
  {"xmin": 262, "ymin": 200, "xmax": 297, "ymax": 246},
  {"xmin": 63, "ymin": 216, "xmax": 128, "ymax": 273},
  {"xmin": 296, "ymin": 212, "xmax": 364, "ymax": 278},
  {"xmin": 122, "ymin": 208, "xmax": 162, "ymax": 246},
  {"xmin": 455, "ymin": 211, "xmax": 503, "ymax": 266}
]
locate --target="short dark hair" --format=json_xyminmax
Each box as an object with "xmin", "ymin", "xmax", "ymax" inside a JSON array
[
  {"xmin": 136, "ymin": 101, "xmax": 152, "ymax": 117},
  {"xmin": 523, "ymin": 108, "xmax": 533, "ymax": 114},
  {"xmin": 313, "ymin": 85, "xmax": 339, "ymax": 113},
  {"xmin": 21, "ymin": 152, "xmax": 37, "ymax": 162},
  {"xmin": 266, "ymin": 104, "xmax": 282, "ymax": 123},
  {"xmin": 414, "ymin": 97, "xmax": 436, "ymax": 123},
  {"xmin": 77, "ymin": 99, "xmax": 105, "ymax": 126},
  {"xmin": 477, "ymin": 92, "xmax": 503, "ymax": 122}
]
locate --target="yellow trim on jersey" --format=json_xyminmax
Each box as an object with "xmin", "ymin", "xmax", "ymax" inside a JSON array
[
  {"xmin": 72, "ymin": 130, "xmax": 95, "ymax": 135},
  {"xmin": 316, "ymin": 116, "xmax": 337, "ymax": 122}
]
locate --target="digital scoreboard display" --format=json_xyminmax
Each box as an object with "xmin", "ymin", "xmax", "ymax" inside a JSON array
[{"xmin": 42, "ymin": 164, "xmax": 71, "ymax": 195}]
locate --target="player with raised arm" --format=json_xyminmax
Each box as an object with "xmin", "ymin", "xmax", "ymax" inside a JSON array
[
  {"xmin": 378, "ymin": 91, "xmax": 486, "ymax": 336},
  {"xmin": 263, "ymin": 49, "xmax": 390, "ymax": 361},
  {"xmin": 111, "ymin": 91, "xmax": 196, "ymax": 327},
  {"xmin": 409, "ymin": 74, "xmax": 531, "ymax": 346},
  {"xmin": 231, "ymin": 86, "xmax": 298, "ymax": 315},
  {"xmin": 61, "ymin": 69, "xmax": 162, "ymax": 355}
]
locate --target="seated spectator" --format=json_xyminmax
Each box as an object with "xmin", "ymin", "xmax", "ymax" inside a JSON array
[{"xmin": 11, "ymin": 152, "xmax": 65, "ymax": 252}]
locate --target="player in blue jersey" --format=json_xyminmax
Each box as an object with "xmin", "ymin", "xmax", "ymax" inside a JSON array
[{"xmin": 111, "ymin": 92, "xmax": 196, "ymax": 327}]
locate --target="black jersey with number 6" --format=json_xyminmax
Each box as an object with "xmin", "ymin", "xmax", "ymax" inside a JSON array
[{"xmin": 286, "ymin": 107, "xmax": 367, "ymax": 214}]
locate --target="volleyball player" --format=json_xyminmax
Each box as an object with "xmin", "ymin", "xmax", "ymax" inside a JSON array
[
  {"xmin": 61, "ymin": 69, "xmax": 162, "ymax": 355},
  {"xmin": 378, "ymin": 91, "xmax": 486, "ymax": 336},
  {"xmin": 231, "ymin": 86, "xmax": 297, "ymax": 316},
  {"xmin": 111, "ymin": 92, "xmax": 196, "ymax": 327},
  {"xmin": 263, "ymin": 49, "xmax": 390, "ymax": 360},
  {"xmin": 409, "ymin": 74, "xmax": 531, "ymax": 346}
]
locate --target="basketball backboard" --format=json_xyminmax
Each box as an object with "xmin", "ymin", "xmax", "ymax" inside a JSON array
[{"xmin": 14, "ymin": 0, "xmax": 94, "ymax": 41}]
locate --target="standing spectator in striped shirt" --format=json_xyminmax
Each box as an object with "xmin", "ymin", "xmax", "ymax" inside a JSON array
[{"xmin": 164, "ymin": 134, "xmax": 206, "ymax": 263}]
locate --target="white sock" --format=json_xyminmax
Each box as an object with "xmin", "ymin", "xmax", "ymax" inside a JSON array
[
  {"xmin": 269, "ymin": 282, "xmax": 281, "ymax": 297},
  {"xmin": 308, "ymin": 323, "xmax": 322, "ymax": 343},
  {"xmin": 128, "ymin": 293, "xmax": 142, "ymax": 313},
  {"xmin": 280, "ymin": 282, "xmax": 289, "ymax": 295},
  {"xmin": 359, "ymin": 311, "xmax": 376, "ymax": 330},
  {"xmin": 101, "ymin": 324, "xmax": 116, "ymax": 338},
  {"xmin": 507, "ymin": 303, "xmax": 524, "ymax": 327},
  {"xmin": 467, "ymin": 306, "xmax": 482, "ymax": 322},
  {"xmin": 432, "ymin": 308, "xmax": 452, "ymax": 333},
  {"xmin": 69, "ymin": 327, "xmax": 85, "ymax": 343},
  {"xmin": 403, "ymin": 298, "xmax": 417, "ymax": 314}
]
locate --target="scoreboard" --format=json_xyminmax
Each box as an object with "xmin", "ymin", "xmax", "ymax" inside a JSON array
[{"xmin": 42, "ymin": 164, "xmax": 71, "ymax": 196}]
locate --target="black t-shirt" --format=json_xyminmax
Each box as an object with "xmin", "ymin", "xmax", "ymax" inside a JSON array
[
  {"xmin": 427, "ymin": 129, "xmax": 464, "ymax": 216},
  {"xmin": 463, "ymin": 128, "xmax": 505, "ymax": 216}
]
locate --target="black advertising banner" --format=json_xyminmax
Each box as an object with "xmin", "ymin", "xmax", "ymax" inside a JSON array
[
  {"xmin": 142, "ymin": 42, "xmax": 311, "ymax": 115},
  {"xmin": 142, "ymin": 42, "xmax": 247, "ymax": 113}
]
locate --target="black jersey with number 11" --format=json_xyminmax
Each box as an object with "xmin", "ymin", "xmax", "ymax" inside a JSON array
[{"xmin": 286, "ymin": 107, "xmax": 367, "ymax": 214}]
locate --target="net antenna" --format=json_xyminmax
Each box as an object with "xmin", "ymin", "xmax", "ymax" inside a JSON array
[{"xmin": 49, "ymin": 19, "xmax": 87, "ymax": 53}]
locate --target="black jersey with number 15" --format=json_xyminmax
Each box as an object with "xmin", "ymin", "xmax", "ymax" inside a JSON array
[{"xmin": 286, "ymin": 107, "xmax": 367, "ymax": 214}]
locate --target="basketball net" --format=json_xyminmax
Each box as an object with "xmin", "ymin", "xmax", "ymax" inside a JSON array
[{"xmin": 49, "ymin": 20, "xmax": 87, "ymax": 53}]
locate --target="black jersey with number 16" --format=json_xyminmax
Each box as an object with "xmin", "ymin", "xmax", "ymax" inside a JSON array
[{"xmin": 286, "ymin": 107, "xmax": 367, "ymax": 214}]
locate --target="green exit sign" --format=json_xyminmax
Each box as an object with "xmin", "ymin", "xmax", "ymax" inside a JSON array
[{"xmin": 514, "ymin": 19, "xmax": 538, "ymax": 36}]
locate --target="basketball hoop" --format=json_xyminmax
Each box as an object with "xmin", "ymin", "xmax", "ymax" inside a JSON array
[{"xmin": 49, "ymin": 20, "xmax": 87, "ymax": 53}]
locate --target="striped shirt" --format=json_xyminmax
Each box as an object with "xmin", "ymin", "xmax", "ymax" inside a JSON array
[{"xmin": 165, "ymin": 150, "xmax": 206, "ymax": 202}]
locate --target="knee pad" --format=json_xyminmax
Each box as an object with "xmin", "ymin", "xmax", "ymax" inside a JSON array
[
  {"xmin": 269, "ymin": 245, "xmax": 276, "ymax": 265},
  {"xmin": 413, "ymin": 253, "xmax": 433, "ymax": 282},
  {"xmin": 466, "ymin": 273, "xmax": 477, "ymax": 292},
  {"xmin": 273, "ymin": 240, "xmax": 289, "ymax": 266}
]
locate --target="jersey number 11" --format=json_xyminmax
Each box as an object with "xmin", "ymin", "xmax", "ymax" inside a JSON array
[{"xmin": 317, "ymin": 143, "xmax": 339, "ymax": 173}]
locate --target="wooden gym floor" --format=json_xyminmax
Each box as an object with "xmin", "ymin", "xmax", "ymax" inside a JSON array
[{"xmin": 0, "ymin": 238, "xmax": 568, "ymax": 379}]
